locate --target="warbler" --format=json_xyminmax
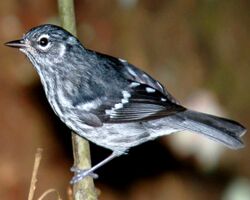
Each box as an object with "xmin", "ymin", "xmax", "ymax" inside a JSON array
[{"xmin": 5, "ymin": 24, "xmax": 246, "ymax": 183}]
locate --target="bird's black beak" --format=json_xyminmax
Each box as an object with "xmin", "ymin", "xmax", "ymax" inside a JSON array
[{"xmin": 5, "ymin": 39, "xmax": 26, "ymax": 49}]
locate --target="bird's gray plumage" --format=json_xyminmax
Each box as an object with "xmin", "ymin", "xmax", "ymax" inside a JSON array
[{"xmin": 5, "ymin": 24, "xmax": 246, "ymax": 183}]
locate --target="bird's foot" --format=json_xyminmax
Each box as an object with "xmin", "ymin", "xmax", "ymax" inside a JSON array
[{"xmin": 70, "ymin": 167, "xmax": 99, "ymax": 184}]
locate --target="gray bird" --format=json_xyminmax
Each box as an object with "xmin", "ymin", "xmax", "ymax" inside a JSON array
[{"xmin": 5, "ymin": 24, "xmax": 246, "ymax": 183}]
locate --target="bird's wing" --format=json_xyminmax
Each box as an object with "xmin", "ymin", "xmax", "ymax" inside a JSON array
[
  {"xmin": 96, "ymin": 52, "xmax": 180, "ymax": 105},
  {"xmin": 91, "ymin": 82, "xmax": 185, "ymax": 124},
  {"xmin": 71, "ymin": 51, "xmax": 184, "ymax": 126}
]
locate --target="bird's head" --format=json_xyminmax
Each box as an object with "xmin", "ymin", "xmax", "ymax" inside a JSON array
[{"xmin": 5, "ymin": 24, "xmax": 82, "ymax": 69}]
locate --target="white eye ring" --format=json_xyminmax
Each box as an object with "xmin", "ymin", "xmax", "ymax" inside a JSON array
[{"xmin": 37, "ymin": 34, "xmax": 51, "ymax": 51}]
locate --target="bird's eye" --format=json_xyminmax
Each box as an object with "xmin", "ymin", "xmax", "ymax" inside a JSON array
[{"xmin": 39, "ymin": 37, "xmax": 49, "ymax": 47}]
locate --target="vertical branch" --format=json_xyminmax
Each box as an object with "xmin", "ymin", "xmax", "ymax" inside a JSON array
[
  {"xmin": 71, "ymin": 135, "xmax": 97, "ymax": 200},
  {"xmin": 58, "ymin": 0, "xmax": 76, "ymax": 36},
  {"xmin": 57, "ymin": 0, "xmax": 97, "ymax": 199},
  {"xmin": 28, "ymin": 148, "xmax": 43, "ymax": 200}
]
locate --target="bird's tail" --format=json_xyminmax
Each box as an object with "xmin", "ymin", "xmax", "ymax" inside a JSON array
[{"xmin": 169, "ymin": 110, "xmax": 246, "ymax": 149}]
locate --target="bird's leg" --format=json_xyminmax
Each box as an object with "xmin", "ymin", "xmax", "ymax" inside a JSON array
[{"xmin": 70, "ymin": 151, "xmax": 123, "ymax": 184}]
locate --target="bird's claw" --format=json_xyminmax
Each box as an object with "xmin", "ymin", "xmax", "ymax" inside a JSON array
[{"xmin": 70, "ymin": 167, "xmax": 99, "ymax": 184}]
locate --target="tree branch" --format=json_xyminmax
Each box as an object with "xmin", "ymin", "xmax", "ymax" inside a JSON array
[{"xmin": 57, "ymin": 0, "xmax": 97, "ymax": 199}]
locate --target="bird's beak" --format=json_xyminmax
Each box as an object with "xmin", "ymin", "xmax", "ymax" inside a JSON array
[{"xmin": 5, "ymin": 39, "xmax": 27, "ymax": 49}]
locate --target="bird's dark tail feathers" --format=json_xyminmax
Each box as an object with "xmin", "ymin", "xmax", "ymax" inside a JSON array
[{"xmin": 173, "ymin": 110, "xmax": 246, "ymax": 149}]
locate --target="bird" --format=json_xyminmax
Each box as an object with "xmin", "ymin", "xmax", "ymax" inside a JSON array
[{"xmin": 5, "ymin": 24, "xmax": 246, "ymax": 183}]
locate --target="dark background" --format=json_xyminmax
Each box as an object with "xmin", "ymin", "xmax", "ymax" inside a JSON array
[{"xmin": 0, "ymin": 0, "xmax": 249, "ymax": 199}]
